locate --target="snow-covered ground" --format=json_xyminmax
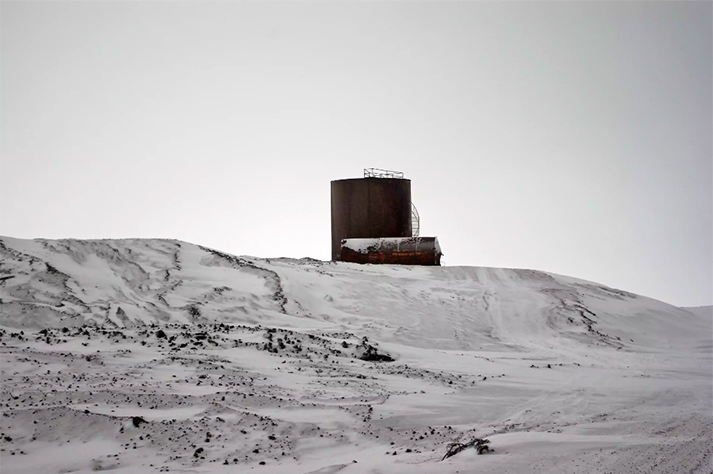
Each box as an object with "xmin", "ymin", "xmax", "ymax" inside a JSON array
[{"xmin": 1, "ymin": 237, "xmax": 711, "ymax": 473}]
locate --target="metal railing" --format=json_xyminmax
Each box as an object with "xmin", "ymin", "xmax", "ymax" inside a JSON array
[
  {"xmin": 411, "ymin": 203, "xmax": 420, "ymax": 237},
  {"xmin": 363, "ymin": 168, "xmax": 404, "ymax": 179}
]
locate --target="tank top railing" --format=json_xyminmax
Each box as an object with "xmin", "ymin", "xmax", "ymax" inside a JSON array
[{"xmin": 363, "ymin": 168, "xmax": 404, "ymax": 179}]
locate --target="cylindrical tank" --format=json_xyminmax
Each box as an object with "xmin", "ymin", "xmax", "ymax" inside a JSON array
[
  {"xmin": 340, "ymin": 237, "xmax": 442, "ymax": 265},
  {"xmin": 331, "ymin": 178, "xmax": 412, "ymax": 261}
]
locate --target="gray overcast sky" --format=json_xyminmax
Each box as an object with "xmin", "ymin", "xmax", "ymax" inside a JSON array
[{"xmin": 1, "ymin": 1, "xmax": 711, "ymax": 307}]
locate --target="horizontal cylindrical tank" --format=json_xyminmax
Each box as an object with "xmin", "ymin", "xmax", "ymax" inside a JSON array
[
  {"xmin": 331, "ymin": 178, "xmax": 412, "ymax": 261},
  {"xmin": 340, "ymin": 237, "xmax": 442, "ymax": 265}
]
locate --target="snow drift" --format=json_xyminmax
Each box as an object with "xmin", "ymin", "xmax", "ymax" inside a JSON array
[
  {"xmin": 1, "ymin": 237, "xmax": 710, "ymax": 474},
  {"xmin": 1, "ymin": 237, "xmax": 707, "ymax": 352}
]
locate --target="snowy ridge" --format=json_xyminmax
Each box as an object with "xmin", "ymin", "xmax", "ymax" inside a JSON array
[
  {"xmin": 682, "ymin": 305, "xmax": 713, "ymax": 319},
  {"xmin": 1, "ymin": 237, "xmax": 711, "ymax": 474},
  {"xmin": 0, "ymin": 236, "xmax": 707, "ymax": 353}
]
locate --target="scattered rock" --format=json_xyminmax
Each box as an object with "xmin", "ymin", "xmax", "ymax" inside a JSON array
[{"xmin": 132, "ymin": 416, "xmax": 148, "ymax": 428}]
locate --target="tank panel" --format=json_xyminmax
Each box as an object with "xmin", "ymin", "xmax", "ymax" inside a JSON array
[{"xmin": 340, "ymin": 237, "xmax": 442, "ymax": 265}]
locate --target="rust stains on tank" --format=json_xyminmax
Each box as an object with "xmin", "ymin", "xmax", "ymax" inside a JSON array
[{"xmin": 340, "ymin": 237, "xmax": 442, "ymax": 266}]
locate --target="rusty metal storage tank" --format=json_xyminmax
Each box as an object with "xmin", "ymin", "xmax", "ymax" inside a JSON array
[{"xmin": 331, "ymin": 174, "xmax": 412, "ymax": 261}]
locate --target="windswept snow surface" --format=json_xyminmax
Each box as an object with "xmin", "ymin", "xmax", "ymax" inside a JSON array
[
  {"xmin": 1, "ymin": 237, "xmax": 711, "ymax": 474},
  {"xmin": 683, "ymin": 305, "xmax": 713, "ymax": 320}
]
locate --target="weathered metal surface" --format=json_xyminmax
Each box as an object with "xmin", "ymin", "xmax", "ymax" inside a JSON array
[
  {"xmin": 330, "ymin": 178, "xmax": 412, "ymax": 261},
  {"xmin": 340, "ymin": 237, "xmax": 442, "ymax": 266}
]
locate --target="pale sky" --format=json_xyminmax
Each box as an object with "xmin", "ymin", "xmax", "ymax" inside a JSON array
[{"xmin": 1, "ymin": 1, "xmax": 711, "ymax": 307}]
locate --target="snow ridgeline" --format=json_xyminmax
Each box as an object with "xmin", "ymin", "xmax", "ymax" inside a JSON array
[
  {"xmin": 0, "ymin": 236, "xmax": 711, "ymax": 474},
  {"xmin": 0, "ymin": 236, "xmax": 707, "ymax": 352}
]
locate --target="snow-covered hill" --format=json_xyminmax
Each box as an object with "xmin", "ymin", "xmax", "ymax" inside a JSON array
[
  {"xmin": 1, "ymin": 237, "xmax": 711, "ymax": 474},
  {"xmin": 683, "ymin": 305, "xmax": 713, "ymax": 319}
]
